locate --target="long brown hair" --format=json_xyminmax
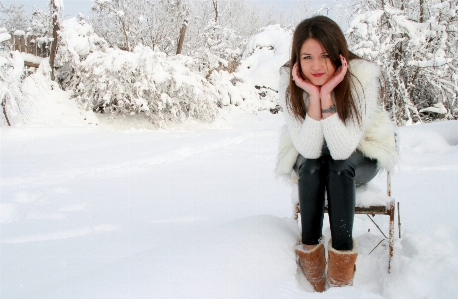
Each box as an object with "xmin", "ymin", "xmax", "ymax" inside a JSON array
[{"xmin": 287, "ymin": 15, "xmax": 362, "ymax": 123}]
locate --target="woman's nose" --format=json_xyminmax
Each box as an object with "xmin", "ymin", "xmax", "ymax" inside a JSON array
[{"xmin": 311, "ymin": 59, "xmax": 322, "ymax": 70}]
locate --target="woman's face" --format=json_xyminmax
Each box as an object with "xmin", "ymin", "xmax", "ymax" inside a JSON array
[{"xmin": 299, "ymin": 38, "xmax": 336, "ymax": 86}]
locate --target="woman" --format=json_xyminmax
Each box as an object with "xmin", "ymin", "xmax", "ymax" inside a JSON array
[{"xmin": 276, "ymin": 16, "xmax": 398, "ymax": 292}]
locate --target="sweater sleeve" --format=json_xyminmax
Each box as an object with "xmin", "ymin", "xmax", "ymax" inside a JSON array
[
  {"xmin": 278, "ymin": 66, "xmax": 324, "ymax": 158},
  {"xmin": 321, "ymin": 68, "xmax": 380, "ymax": 160}
]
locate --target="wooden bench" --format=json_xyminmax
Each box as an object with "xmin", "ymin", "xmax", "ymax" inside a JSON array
[{"xmin": 294, "ymin": 171, "xmax": 396, "ymax": 272}]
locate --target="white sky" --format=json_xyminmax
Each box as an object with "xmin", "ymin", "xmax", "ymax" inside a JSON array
[{"xmin": 2, "ymin": 0, "xmax": 349, "ymax": 27}]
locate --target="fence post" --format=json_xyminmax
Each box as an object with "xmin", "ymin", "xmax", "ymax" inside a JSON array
[
  {"xmin": 27, "ymin": 35, "xmax": 36, "ymax": 55},
  {"xmin": 19, "ymin": 35, "xmax": 25, "ymax": 52},
  {"xmin": 9, "ymin": 35, "xmax": 14, "ymax": 50},
  {"xmin": 14, "ymin": 34, "xmax": 20, "ymax": 51}
]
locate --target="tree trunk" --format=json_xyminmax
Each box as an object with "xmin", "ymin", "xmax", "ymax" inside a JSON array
[
  {"xmin": 49, "ymin": 3, "xmax": 60, "ymax": 81},
  {"xmin": 176, "ymin": 20, "xmax": 187, "ymax": 55},
  {"xmin": 120, "ymin": 18, "xmax": 130, "ymax": 51},
  {"xmin": 212, "ymin": 0, "xmax": 218, "ymax": 22},
  {"xmin": 2, "ymin": 98, "xmax": 11, "ymax": 126},
  {"xmin": 419, "ymin": 0, "xmax": 424, "ymax": 23}
]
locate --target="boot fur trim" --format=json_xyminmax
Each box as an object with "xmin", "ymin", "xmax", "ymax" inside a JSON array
[{"xmin": 327, "ymin": 239, "xmax": 358, "ymax": 287}]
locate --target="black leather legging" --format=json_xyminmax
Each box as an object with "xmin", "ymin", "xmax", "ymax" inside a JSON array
[{"xmin": 294, "ymin": 146, "xmax": 378, "ymax": 250}]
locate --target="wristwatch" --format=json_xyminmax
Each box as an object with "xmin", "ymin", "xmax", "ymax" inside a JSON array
[{"xmin": 322, "ymin": 105, "xmax": 336, "ymax": 113}]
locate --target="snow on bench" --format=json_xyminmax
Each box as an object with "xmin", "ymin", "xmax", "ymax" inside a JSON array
[{"xmin": 354, "ymin": 182, "xmax": 392, "ymax": 209}]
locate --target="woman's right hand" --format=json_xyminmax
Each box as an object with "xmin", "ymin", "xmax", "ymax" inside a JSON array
[
  {"xmin": 292, "ymin": 63, "xmax": 320, "ymax": 99},
  {"xmin": 292, "ymin": 63, "xmax": 322, "ymax": 120}
]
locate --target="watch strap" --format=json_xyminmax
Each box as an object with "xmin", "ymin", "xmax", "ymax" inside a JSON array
[{"xmin": 322, "ymin": 105, "xmax": 336, "ymax": 114}]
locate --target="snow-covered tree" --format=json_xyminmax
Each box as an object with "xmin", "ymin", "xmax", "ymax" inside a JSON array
[
  {"xmin": 185, "ymin": 19, "xmax": 240, "ymax": 78},
  {"xmin": 0, "ymin": 2, "xmax": 29, "ymax": 32},
  {"xmin": 28, "ymin": 8, "xmax": 52, "ymax": 36},
  {"xmin": 90, "ymin": 0, "xmax": 188, "ymax": 53},
  {"xmin": 89, "ymin": 0, "xmax": 269, "ymax": 76},
  {"xmin": 49, "ymin": 0, "xmax": 64, "ymax": 80},
  {"xmin": 347, "ymin": 0, "xmax": 458, "ymax": 125},
  {"xmin": 183, "ymin": 0, "xmax": 267, "ymax": 77}
]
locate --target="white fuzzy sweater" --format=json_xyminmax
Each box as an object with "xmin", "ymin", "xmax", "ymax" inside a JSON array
[{"xmin": 276, "ymin": 59, "xmax": 398, "ymax": 180}]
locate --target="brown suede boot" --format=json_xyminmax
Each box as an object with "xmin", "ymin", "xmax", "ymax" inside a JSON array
[
  {"xmin": 295, "ymin": 242, "xmax": 326, "ymax": 292},
  {"xmin": 327, "ymin": 239, "xmax": 358, "ymax": 287}
]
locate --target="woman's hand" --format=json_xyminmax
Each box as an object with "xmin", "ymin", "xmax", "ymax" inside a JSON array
[
  {"xmin": 292, "ymin": 62, "xmax": 322, "ymax": 120},
  {"xmin": 320, "ymin": 55, "xmax": 348, "ymax": 97},
  {"xmin": 292, "ymin": 63, "xmax": 320, "ymax": 99}
]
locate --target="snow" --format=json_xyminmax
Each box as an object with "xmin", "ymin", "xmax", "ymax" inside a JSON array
[
  {"xmin": 61, "ymin": 18, "xmax": 92, "ymax": 57},
  {"xmin": 60, "ymin": 17, "xmax": 108, "ymax": 58},
  {"xmin": 20, "ymin": 52, "xmax": 44, "ymax": 65},
  {"xmin": 2, "ymin": 76, "xmax": 458, "ymax": 298},
  {"xmin": 53, "ymin": 0, "xmax": 64, "ymax": 9},
  {"xmin": 16, "ymin": 58, "xmax": 90, "ymax": 126},
  {"xmin": 13, "ymin": 30, "xmax": 25, "ymax": 36},
  {"xmin": 419, "ymin": 102, "xmax": 448, "ymax": 114},
  {"xmin": 408, "ymin": 57, "xmax": 453, "ymax": 67},
  {"xmin": 238, "ymin": 25, "xmax": 291, "ymax": 90},
  {"xmin": 0, "ymin": 32, "xmax": 11, "ymax": 43}
]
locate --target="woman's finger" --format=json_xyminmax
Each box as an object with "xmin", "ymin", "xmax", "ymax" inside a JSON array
[{"xmin": 340, "ymin": 54, "xmax": 347, "ymax": 68}]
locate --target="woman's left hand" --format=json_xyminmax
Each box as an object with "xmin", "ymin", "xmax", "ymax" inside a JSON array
[{"xmin": 320, "ymin": 55, "xmax": 348, "ymax": 96}]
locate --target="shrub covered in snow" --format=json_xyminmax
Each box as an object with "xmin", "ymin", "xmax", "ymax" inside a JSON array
[
  {"xmin": 208, "ymin": 70, "xmax": 261, "ymax": 110},
  {"xmin": 71, "ymin": 45, "xmax": 220, "ymax": 127},
  {"xmin": 56, "ymin": 16, "xmax": 108, "ymax": 90},
  {"xmin": 0, "ymin": 49, "xmax": 24, "ymax": 126}
]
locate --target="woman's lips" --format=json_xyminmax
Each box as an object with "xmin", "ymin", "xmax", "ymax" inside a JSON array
[{"xmin": 312, "ymin": 73, "xmax": 324, "ymax": 77}]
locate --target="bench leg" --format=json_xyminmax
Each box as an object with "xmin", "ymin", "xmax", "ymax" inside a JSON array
[
  {"xmin": 388, "ymin": 200, "xmax": 395, "ymax": 273},
  {"xmin": 295, "ymin": 203, "xmax": 300, "ymax": 220}
]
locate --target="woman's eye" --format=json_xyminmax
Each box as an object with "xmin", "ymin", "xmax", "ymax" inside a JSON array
[
  {"xmin": 302, "ymin": 56, "xmax": 312, "ymax": 60},
  {"xmin": 322, "ymin": 54, "xmax": 330, "ymax": 58}
]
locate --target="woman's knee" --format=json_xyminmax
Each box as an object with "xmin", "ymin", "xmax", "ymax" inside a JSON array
[
  {"xmin": 327, "ymin": 151, "xmax": 379, "ymax": 185},
  {"xmin": 297, "ymin": 158, "xmax": 324, "ymax": 177},
  {"xmin": 327, "ymin": 158, "xmax": 356, "ymax": 179}
]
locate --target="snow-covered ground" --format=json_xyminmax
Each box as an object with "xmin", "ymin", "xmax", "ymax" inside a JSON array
[
  {"xmin": 2, "ymin": 41, "xmax": 458, "ymax": 297},
  {"xmin": 1, "ymin": 83, "xmax": 458, "ymax": 298}
]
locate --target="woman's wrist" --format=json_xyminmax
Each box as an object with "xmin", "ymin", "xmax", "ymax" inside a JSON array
[
  {"xmin": 321, "ymin": 105, "xmax": 336, "ymax": 114},
  {"xmin": 320, "ymin": 92, "xmax": 335, "ymax": 119},
  {"xmin": 320, "ymin": 93, "xmax": 333, "ymax": 109},
  {"xmin": 307, "ymin": 94, "xmax": 322, "ymax": 120}
]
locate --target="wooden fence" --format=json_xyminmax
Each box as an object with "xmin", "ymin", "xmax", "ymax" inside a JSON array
[
  {"xmin": 9, "ymin": 34, "xmax": 51, "ymax": 57},
  {"xmin": 7, "ymin": 34, "xmax": 51, "ymax": 67}
]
